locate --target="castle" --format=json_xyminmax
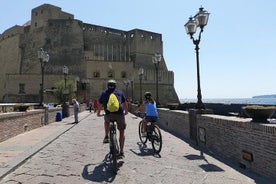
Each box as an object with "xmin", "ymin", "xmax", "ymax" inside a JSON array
[{"xmin": 0, "ymin": 4, "xmax": 179, "ymax": 105}]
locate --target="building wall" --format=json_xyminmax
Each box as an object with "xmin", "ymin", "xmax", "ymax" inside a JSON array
[
  {"xmin": 0, "ymin": 3, "xmax": 179, "ymax": 104},
  {"xmin": 154, "ymin": 107, "xmax": 276, "ymax": 180},
  {"xmin": 0, "ymin": 35, "xmax": 21, "ymax": 101},
  {"xmin": 0, "ymin": 104, "xmax": 85, "ymax": 143}
]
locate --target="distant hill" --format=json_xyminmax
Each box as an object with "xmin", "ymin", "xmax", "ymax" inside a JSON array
[{"xmin": 252, "ymin": 94, "xmax": 276, "ymax": 98}]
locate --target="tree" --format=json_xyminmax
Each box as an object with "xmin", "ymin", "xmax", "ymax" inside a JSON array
[{"xmin": 53, "ymin": 80, "xmax": 76, "ymax": 104}]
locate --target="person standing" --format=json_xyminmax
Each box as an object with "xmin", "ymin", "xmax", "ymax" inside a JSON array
[
  {"xmin": 89, "ymin": 99, "xmax": 93, "ymax": 112},
  {"xmin": 93, "ymin": 100, "xmax": 98, "ymax": 113},
  {"xmin": 97, "ymin": 79, "xmax": 128, "ymax": 158},
  {"xmin": 72, "ymin": 98, "xmax": 80, "ymax": 123}
]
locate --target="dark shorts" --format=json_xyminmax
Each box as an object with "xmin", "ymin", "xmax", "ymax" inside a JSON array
[
  {"xmin": 145, "ymin": 116, "xmax": 158, "ymax": 122},
  {"xmin": 105, "ymin": 113, "xmax": 126, "ymax": 130}
]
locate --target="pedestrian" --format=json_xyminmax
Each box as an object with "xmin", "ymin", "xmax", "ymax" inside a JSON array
[
  {"xmin": 93, "ymin": 100, "xmax": 98, "ymax": 113},
  {"xmin": 97, "ymin": 79, "xmax": 128, "ymax": 158},
  {"xmin": 134, "ymin": 92, "xmax": 158, "ymax": 136},
  {"xmin": 89, "ymin": 99, "xmax": 93, "ymax": 112},
  {"xmin": 72, "ymin": 98, "xmax": 79, "ymax": 123}
]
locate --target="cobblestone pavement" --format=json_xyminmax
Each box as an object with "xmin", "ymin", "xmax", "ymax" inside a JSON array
[{"xmin": 0, "ymin": 111, "xmax": 275, "ymax": 184}]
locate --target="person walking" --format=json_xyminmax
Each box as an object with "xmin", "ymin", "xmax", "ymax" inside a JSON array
[
  {"xmin": 97, "ymin": 79, "xmax": 128, "ymax": 158},
  {"xmin": 72, "ymin": 98, "xmax": 80, "ymax": 123}
]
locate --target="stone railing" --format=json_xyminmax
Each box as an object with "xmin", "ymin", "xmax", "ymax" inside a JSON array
[
  {"xmin": 129, "ymin": 104, "xmax": 276, "ymax": 180},
  {"xmin": 0, "ymin": 104, "xmax": 86, "ymax": 143}
]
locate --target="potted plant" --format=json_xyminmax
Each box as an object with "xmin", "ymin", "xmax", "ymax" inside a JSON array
[{"xmin": 242, "ymin": 105, "xmax": 276, "ymax": 123}]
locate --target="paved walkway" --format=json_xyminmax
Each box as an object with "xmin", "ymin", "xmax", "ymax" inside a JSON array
[
  {"xmin": 0, "ymin": 111, "xmax": 275, "ymax": 183},
  {"xmin": 0, "ymin": 112, "xmax": 84, "ymax": 179}
]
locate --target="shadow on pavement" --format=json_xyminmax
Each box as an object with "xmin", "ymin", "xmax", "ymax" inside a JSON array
[
  {"xmin": 81, "ymin": 154, "xmax": 124, "ymax": 183},
  {"xmin": 129, "ymin": 142, "xmax": 161, "ymax": 158},
  {"xmin": 184, "ymin": 152, "xmax": 225, "ymax": 172}
]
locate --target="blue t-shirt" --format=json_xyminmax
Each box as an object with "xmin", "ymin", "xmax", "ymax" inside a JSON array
[
  {"xmin": 145, "ymin": 101, "xmax": 158, "ymax": 117},
  {"xmin": 99, "ymin": 89, "xmax": 126, "ymax": 115}
]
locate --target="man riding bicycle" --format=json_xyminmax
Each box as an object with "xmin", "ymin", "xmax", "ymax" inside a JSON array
[{"xmin": 97, "ymin": 79, "xmax": 128, "ymax": 158}]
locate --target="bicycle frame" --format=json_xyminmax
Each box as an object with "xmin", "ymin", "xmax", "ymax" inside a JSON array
[
  {"xmin": 138, "ymin": 118, "xmax": 162, "ymax": 154},
  {"xmin": 109, "ymin": 120, "xmax": 119, "ymax": 173}
]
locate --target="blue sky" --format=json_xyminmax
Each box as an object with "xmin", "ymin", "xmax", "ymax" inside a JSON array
[{"xmin": 1, "ymin": 0, "xmax": 276, "ymax": 99}]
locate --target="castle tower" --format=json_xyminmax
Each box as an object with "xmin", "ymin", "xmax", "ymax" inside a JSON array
[{"xmin": 0, "ymin": 4, "xmax": 179, "ymax": 105}]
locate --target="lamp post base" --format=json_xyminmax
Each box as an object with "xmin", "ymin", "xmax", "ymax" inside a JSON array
[{"xmin": 195, "ymin": 102, "xmax": 205, "ymax": 110}]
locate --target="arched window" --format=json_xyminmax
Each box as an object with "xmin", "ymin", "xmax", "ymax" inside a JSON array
[
  {"xmin": 121, "ymin": 71, "xmax": 127, "ymax": 78},
  {"xmin": 94, "ymin": 71, "xmax": 100, "ymax": 78},
  {"xmin": 108, "ymin": 70, "xmax": 114, "ymax": 78}
]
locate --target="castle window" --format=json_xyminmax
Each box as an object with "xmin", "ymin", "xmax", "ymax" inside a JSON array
[
  {"xmin": 94, "ymin": 71, "xmax": 100, "ymax": 78},
  {"xmin": 35, "ymin": 22, "xmax": 37, "ymax": 27},
  {"xmin": 35, "ymin": 12, "xmax": 38, "ymax": 16},
  {"xmin": 19, "ymin": 83, "xmax": 25, "ymax": 94},
  {"xmin": 41, "ymin": 10, "xmax": 43, "ymax": 14},
  {"xmin": 121, "ymin": 71, "xmax": 127, "ymax": 78},
  {"xmin": 108, "ymin": 70, "xmax": 114, "ymax": 78},
  {"xmin": 46, "ymin": 38, "xmax": 51, "ymax": 44}
]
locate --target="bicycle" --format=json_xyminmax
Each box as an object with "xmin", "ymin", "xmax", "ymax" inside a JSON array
[
  {"xmin": 138, "ymin": 113, "xmax": 162, "ymax": 154},
  {"xmin": 109, "ymin": 120, "xmax": 119, "ymax": 173}
]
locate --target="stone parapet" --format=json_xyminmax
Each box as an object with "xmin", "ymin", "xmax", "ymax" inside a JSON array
[
  {"xmin": 0, "ymin": 104, "xmax": 85, "ymax": 143},
  {"xmin": 129, "ymin": 104, "xmax": 276, "ymax": 179}
]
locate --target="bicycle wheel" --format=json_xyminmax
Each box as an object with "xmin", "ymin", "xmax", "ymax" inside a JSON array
[
  {"xmin": 151, "ymin": 125, "xmax": 162, "ymax": 154},
  {"xmin": 110, "ymin": 132, "xmax": 118, "ymax": 173},
  {"xmin": 138, "ymin": 121, "xmax": 147, "ymax": 144}
]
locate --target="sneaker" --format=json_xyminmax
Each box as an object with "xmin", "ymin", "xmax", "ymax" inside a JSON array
[
  {"xmin": 117, "ymin": 152, "xmax": 125, "ymax": 159},
  {"xmin": 103, "ymin": 136, "xmax": 109, "ymax": 143}
]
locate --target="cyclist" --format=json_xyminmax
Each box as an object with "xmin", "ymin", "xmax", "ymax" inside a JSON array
[
  {"xmin": 97, "ymin": 79, "xmax": 128, "ymax": 158},
  {"xmin": 135, "ymin": 92, "xmax": 158, "ymax": 136}
]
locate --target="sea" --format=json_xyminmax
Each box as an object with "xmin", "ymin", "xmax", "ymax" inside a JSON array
[{"xmin": 180, "ymin": 98, "xmax": 276, "ymax": 105}]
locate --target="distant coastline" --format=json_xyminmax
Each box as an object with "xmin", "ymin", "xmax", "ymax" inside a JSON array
[
  {"xmin": 180, "ymin": 97, "xmax": 276, "ymax": 105},
  {"xmin": 252, "ymin": 94, "xmax": 276, "ymax": 98}
]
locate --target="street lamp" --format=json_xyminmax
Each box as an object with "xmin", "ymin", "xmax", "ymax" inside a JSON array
[
  {"xmin": 37, "ymin": 48, "xmax": 49, "ymax": 107},
  {"xmin": 138, "ymin": 67, "xmax": 144, "ymax": 104},
  {"xmin": 63, "ymin": 65, "xmax": 69, "ymax": 89},
  {"xmin": 62, "ymin": 65, "xmax": 69, "ymax": 118},
  {"xmin": 184, "ymin": 7, "xmax": 210, "ymax": 109},
  {"xmin": 152, "ymin": 52, "xmax": 162, "ymax": 105}
]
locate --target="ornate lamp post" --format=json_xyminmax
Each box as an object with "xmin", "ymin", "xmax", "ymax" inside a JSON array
[
  {"xmin": 184, "ymin": 7, "xmax": 210, "ymax": 109},
  {"xmin": 37, "ymin": 48, "xmax": 49, "ymax": 107},
  {"xmin": 63, "ymin": 66, "xmax": 69, "ymax": 90},
  {"xmin": 138, "ymin": 67, "xmax": 144, "ymax": 104},
  {"xmin": 62, "ymin": 66, "xmax": 69, "ymax": 118},
  {"xmin": 152, "ymin": 52, "xmax": 162, "ymax": 105}
]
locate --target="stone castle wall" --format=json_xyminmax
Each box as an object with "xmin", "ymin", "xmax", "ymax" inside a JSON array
[{"xmin": 0, "ymin": 3, "xmax": 179, "ymax": 104}]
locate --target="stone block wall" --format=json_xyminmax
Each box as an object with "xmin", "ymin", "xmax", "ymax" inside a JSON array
[
  {"xmin": 197, "ymin": 114, "xmax": 276, "ymax": 179},
  {"xmin": 0, "ymin": 104, "xmax": 85, "ymax": 143},
  {"xmin": 157, "ymin": 108, "xmax": 190, "ymax": 140},
  {"xmin": 133, "ymin": 106, "xmax": 276, "ymax": 180}
]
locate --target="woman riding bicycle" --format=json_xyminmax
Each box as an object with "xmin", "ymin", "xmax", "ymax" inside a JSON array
[{"xmin": 135, "ymin": 92, "xmax": 158, "ymax": 135}]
